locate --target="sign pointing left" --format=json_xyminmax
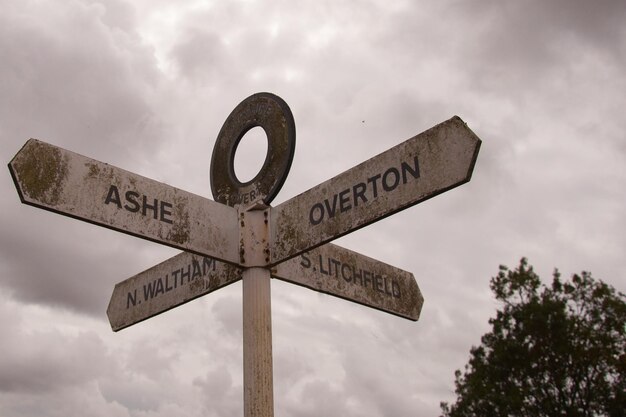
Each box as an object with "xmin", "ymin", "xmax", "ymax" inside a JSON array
[
  {"xmin": 8, "ymin": 139, "xmax": 240, "ymax": 265},
  {"xmin": 108, "ymin": 252, "xmax": 243, "ymax": 331}
]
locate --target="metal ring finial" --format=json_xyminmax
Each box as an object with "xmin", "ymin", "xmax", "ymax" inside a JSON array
[{"xmin": 210, "ymin": 93, "xmax": 296, "ymax": 207}]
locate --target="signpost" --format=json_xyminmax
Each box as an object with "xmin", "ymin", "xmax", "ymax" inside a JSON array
[
  {"xmin": 270, "ymin": 116, "xmax": 480, "ymax": 265},
  {"xmin": 107, "ymin": 252, "xmax": 243, "ymax": 331},
  {"xmin": 108, "ymin": 240, "xmax": 424, "ymax": 331},
  {"xmin": 9, "ymin": 139, "xmax": 239, "ymax": 264},
  {"xmin": 9, "ymin": 92, "xmax": 481, "ymax": 417},
  {"xmin": 272, "ymin": 243, "xmax": 423, "ymax": 321}
]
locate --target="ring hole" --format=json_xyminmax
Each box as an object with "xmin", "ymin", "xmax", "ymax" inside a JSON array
[{"xmin": 234, "ymin": 126, "xmax": 268, "ymax": 183}]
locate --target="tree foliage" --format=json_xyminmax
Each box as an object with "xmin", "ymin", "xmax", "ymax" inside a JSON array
[{"xmin": 440, "ymin": 258, "xmax": 625, "ymax": 417}]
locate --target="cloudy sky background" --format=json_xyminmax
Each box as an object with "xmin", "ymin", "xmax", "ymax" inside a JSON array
[{"xmin": 1, "ymin": 0, "xmax": 625, "ymax": 416}]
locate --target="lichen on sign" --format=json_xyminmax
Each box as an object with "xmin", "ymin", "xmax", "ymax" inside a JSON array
[{"xmin": 9, "ymin": 139, "xmax": 69, "ymax": 207}]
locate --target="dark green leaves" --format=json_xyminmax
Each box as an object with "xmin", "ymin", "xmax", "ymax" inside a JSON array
[{"xmin": 441, "ymin": 258, "xmax": 625, "ymax": 417}]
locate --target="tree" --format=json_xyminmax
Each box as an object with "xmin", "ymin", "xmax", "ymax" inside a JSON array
[{"xmin": 440, "ymin": 258, "xmax": 625, "ymax": 417}]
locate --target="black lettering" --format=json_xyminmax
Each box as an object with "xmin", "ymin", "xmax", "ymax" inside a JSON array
[
  {"xmin": 142, "ymin": 195, "xmax": 158, "ymax": 219},
  {"xmin": 338, "ymin": 189, "xmax": 351, "ymax": 213},
  {"xmin": 105, "ymin": 185, "xmax": 122, "ymax": 208},
  {"xmin": 384, "ymin": 277, "xmax": 392, "ymax": 296},
  {"xmin": 309, "ymin": 203, "xmax": 324, "ymax": 225},
  {"xmin": 382, "ymin": 167, "xmax": 400, "ymax": 192},
  {"xmin": 324, "ymin": 195, "xmax": 339, "ymax": 219},
  {"xmin": 330, "ymin": 258, "xmax": 341, "ymax": 277},
  {"xmin": 353, "ymin": 183, "xmax": 367, "ymax": 207},
  {"xmin": 300, "ymin": 253, "xmax": 312, "ymax": 269},
  {"xmin": 363, "ymin": 271, "xmax": 372, "ymax": 288},
  {"xmin": 160, "ymin": 201, "xmax": 173, "ymax": 224},
  {"xmin": 165, "ymin": 274, "xmax": 173, "ymax": 292},
  {"xmin": 155, "ymin": 278, "xmax": 165, "ymax": 296},
  {"xmin": 353, "ymin": 268, "xmax": 363, "ymax": 285},
  {"xmin": 367, "ymin": 174, "xmax": 381, "ymax": 198},
  {"xmin": 318, "ymin": 255, "xmax": 329, "ymax": 275},
  {"xmin": 401, "ymin": 156, "xmax": 420, "ymax": 183},
  {"xmin": 192, "ymin": 260, "xmax": 202, "ymax": 280},
  {"xmin": 203, "ymin": 257, "xmax": 216, "ymax": 274},
  {"xmin": 143, "ymin": 280, "xmax": 156, "ymax": 300},
  {"xmin": 181, "ymin": 265, "xmax": 191, "ymax": 283},
  {"xmin": 341, "ymin": 263, "xmax": 352, "ymax": 282},
  {"xmin": 124, "ymin": 190, "xmax": 141, "ymax": 212},
  {"xmin": 126, "ymin": 289, "xmax": 137, "ymax": 309},
  {"xmin": 392, "ymin": 281, "xmax": 401, "ymax": 298},
  {"xmin": 172, "ymin": 269, "xmax": 181, "ymax": 287},
  {"xmin": 374, "ymin": 275, "xmax": 384, "ymax": 292}
]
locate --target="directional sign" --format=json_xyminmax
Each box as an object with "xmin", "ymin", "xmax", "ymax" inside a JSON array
[
  {"xmin": 9, "ymin": 139, "xmax": 239, "ymax": 265},
  {"xmin": 269, "ymin": 116, "xmax": 481, "ymax": 264},
  {"xmin": 116, "ymin": 240, "xmax": 424, "ymax": 329},
  {"xmin": 107, "ymin": 252, "xmax": 243, "ymax": 331},
  {"xmin": 10, "ymin": 92, "xmax": 483, "ymax": 417},
  {"xmin": 271, "ymin": 243, "xmax": 423, "ymax": 320}
]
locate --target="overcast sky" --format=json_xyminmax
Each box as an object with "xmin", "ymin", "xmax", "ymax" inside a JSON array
[{"xmin": 1, "ymin": 0, "xmax": 625, "ymax": 416}]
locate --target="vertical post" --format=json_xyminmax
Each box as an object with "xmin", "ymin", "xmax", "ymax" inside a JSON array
[
  {"xmin": 243, "ymin": 266, "xmax": 274, "ymax": 417},
  {"xmin": 239, "ymin": 204, "xmax": 274, "ymax": 417}
]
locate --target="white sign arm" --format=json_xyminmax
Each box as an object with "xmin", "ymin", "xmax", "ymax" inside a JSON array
[{"xmin": 270, "ymin": 116, "xmax": 481, "ymax": 264}]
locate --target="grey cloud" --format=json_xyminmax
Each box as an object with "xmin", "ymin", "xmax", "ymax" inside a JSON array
[
  {"xmin": 463, "ymin": 0, "xmax": 626, "ymax": 52},
  {"xmin": 1, "ymin": 0, "xmax": 625, "ymax": 416},
  {"xmin": 0, "ymin": 0, "xmax": 162, "ymax": 164},
  {"xmin": 171, "ymin": 29, "xmax": 229, "ymax": 81},
  {"xmin": 123, "ymin": 337, "xmax": 180, "ymax": 380},
  {"xmin": 0, "ymin": 201, "xmax": 155, "ymax": 316},
  {"xmin": 0, "ymin": 0, "xmax": 173, "ymax": 317},
  {"xmin": 99, "ymin": 376, "xmax": 167, "ymax": 414},
  {"xmin": 211, "ymin": 294, "xmax": 243, "ymax": 338},
  {"xmin": 285, "ymin": 379, "xmax": 347, "ymax": 417},
  {"xmin": 0, "ymin": 327, "xmax": 109, "ymax": 394},
  {"xmin": 193, "ymin": 365, "xmax": 242, "ymax": 417},
  {"xmin": 456, "ymin": 0, "xmax": 626, "ymax": 90},
  {"xmin": 85, "ymin": 0, "xmax": 139, "ymax": 33},
  {"xmin": 0, "ymin": 385, "xmax": 129, "ymax": 417}
]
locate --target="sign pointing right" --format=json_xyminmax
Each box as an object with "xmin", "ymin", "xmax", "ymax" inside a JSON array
[
  {"xmin": 272, "ymin": 243, "xmax": 423, "ymax": 321},
  {"xmin": 270, "ymin": 116, "xmax": 481, "ymax": 265}
]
